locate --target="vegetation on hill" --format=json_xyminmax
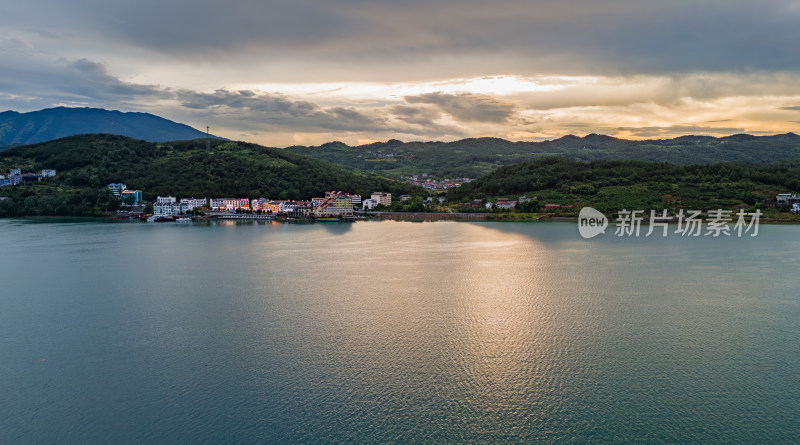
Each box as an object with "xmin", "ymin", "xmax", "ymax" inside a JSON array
[
  {"xmin": 0, "ymin": 134, "xmax": 414, "ymax": 217},
  {"xmin": 446, "ymin": 157, "xmax": 800, "ymax": 213},
  {"xmin": 286, "ymin": 133, "xmax": 800, "ymax": 178},
  {"xmin": 0, "ymin": 107, "xmax": 223, "ymax": 147}
]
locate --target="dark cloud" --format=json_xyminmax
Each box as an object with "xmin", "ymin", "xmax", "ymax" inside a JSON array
[
  {"xmin": 3, "ymin": 1, "xmax": 800, "ymax": 79},
  {"xmin": 405, "ymin": 93, "xmax": 516, "ymax": 123},
  {"xmin": 781, "ymin": 106, "xmax": 800, "ymax": 111},
  {"xmin": 389, "ymin": 105, "xmax": 443, "ymax": 125},
  {"xmin": 0, "ymin": 51, "xmax": 165, "ymax": 110},
  {"xmin": 176, "ymin": 89, "xmax": 386, "ymax": 132},
  {"xmin": 65, "ymin": 59, "xmax": 163, "ymax": 99}
]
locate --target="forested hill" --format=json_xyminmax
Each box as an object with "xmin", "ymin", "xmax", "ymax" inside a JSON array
[
  {"xmin": 446, "ymin": 157, "xmax": 800, "ymax": 212},
  {"xmin": 0, "ymin": 134, "xmax": 413, "ymax": 211},
  {"xmin": 285, "ymin": 133, "xmax": 800, "ymax": 178},
  {"xmin": 0, "ymin": 107, "xmax": 224, "ymax": 147}
]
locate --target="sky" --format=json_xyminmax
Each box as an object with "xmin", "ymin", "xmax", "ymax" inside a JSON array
[{"xmin": 2, "ymin": 0, "xmax": 800, "ymax": 146}]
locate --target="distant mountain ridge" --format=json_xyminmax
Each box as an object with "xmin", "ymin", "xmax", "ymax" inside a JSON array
[
  {"xmin": 286, "ymin": 133, "xmax": 800, "ymax": 178},
  {"xmin": 0, "ymin": 107, "xmax": 223, "ymax": 147}
]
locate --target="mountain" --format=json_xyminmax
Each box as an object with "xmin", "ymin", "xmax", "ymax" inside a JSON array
[
  {"xmin": 0, "ymin": 107, "xmax": 223, "ymax": 147},
  {"xmin": 446, "ymin": 156, "xmax": 800, "ymax": 212},
  {"xmin": 285, "ymin": 133, "xmax": 800, "ymax": 178},
  {"xmin": 0, "ymin": 134, "xmax": 414, "ymax": 216}
]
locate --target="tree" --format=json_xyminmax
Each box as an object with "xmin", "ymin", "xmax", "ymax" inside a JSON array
[{"xmin": 516, "ymin": 200, "xmax": 541, "ymax": 213}]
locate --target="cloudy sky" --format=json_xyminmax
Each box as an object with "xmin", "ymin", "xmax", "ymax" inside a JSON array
[{"xmin": 2, "ymin": 0, "xmax": 800, "ymax": 146}]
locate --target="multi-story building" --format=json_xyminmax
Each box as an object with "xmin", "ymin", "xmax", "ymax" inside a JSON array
[
  {"xmin": 157, "ymin": 196, "xmax": 177, "ymax": 204},
  {"xmin": 9, "ymin": 168, "xmax": 21, "ymax": 175},
  {"xmin": 179, "ymin": 198, "xmax": 207, "ymax": 211},
  {"xmin": 495, "ymin": 198, "xmax": 516, "ymax": 209},
  {"xmin": 208, "ymin": 198, "xmax": 240, "ymax": 211},
  {"xmin": 108, "ymin": 183, "xmax": 127, "ymax": 197},
  {"xmin": 41, "ymin": 169, "xmax": 56, "ymax": 177},
  {"xmin": 362, "ymin": 198, "xmax": 378, "ymax": 210},
  {"xmin": 210, "ymin": 198, "xmax": 225, "ymax": 210},
  {"xmin": 290, "ymin": 201, "xmax": 313, "ymax": 218},
  {"xmin": 313, "ymin": 191, "xmax": 353, "ymax": 217},
  {"xmin": 153, "ymin": 202, "xmax": 188, "ymax": 216},
  {"xmin": 348, "ymin": 194, "xmax": 362, "ymax": 207},
  {"xmin": 279, "ymin": 201, "xmax": 297, "ymax": 213},
  {"xmin": 371, "ymin": 192, "xmax": 392, "ymax": 207},
  {"xmin": 264, "ymin": 201, "xmax": 281, "ymax": 214},
  {"xmin": 120, "ymin": 189, "xmax": 142, "ymax": 205}
]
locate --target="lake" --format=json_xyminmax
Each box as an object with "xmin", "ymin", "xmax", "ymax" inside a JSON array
[{"xmin": 1, "ymin": 219, "xmax": 799, "ymax": 443}]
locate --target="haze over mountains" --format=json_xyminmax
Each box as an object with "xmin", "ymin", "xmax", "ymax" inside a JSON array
[{"xmin": 0, "ymin": 107, "xmax": 222, "ymax": 147}]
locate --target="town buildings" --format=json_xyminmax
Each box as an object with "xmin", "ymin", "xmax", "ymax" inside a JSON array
[
  {"xmin": 313, "ymin": 191, "xmax": 354, "ymax": 218},
  {"xmin": 1, "ymin": 168, "xmax": 55, "ymax": 187},
  {"xmin": 371, "ymin": 192, "xmax": 392, "ymax": 207},
  {"xmin": 495, "ymin": 198, "xmax": 516, "ymax": 209}
]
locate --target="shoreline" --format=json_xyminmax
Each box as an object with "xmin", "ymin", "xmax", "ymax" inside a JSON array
[{"xmin": 4, "ymin": 212, "xmax": 800, "ymax": 225}]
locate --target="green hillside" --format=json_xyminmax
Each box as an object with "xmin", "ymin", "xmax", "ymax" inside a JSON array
[
  {"xmin": 286, "ymin": 133, "xmax": 800, "ymax": 178},
  {"xmin": 446, "ymin": 157, "xmax": 800, "ymax": 213},
  {"xmin": 0, "ymin": 134, "xmax": 413, "ymax": 216}
]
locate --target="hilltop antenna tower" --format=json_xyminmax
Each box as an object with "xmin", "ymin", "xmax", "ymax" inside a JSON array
[{"xmin": 206, "ymin": 126, "xmax": 211, "ymax": 152}]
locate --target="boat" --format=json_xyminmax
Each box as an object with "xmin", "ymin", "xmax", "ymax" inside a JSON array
[{"xmin": 175, "ymin": 217, "xmax": 192, "ymax": 222}]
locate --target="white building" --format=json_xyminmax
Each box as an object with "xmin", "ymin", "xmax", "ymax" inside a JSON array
[
  {"xmin": 179, "ymin": 198, "xmax": 207, "ymax": 211},
  {"xmin": 153, "ymin": 202, "xmax": 181, "ymax": 216},
  {"xmin": 210, "ymin": 198, "xmax": 225, "ymax": 210},
  {"xmin": 41, "ymin": 169, "xmax": 56, "ymax": 177},
  {"xmin": 10, "ymin": 168, "xmax": 21, "ymax": 175},
  {"xmin": 157, "ymin": 196, "xmax": 177, "ymax": 204},
  {"xmin": 793, "ymin": 203, "xmax": 800, "ymax": 213},
  {"xmin": 362, "ymin": 198, "xmax": 378, "ymax": 210},
  {"xmin": 348, "ymin": 194, "xmax": 362, "ymax": 207},
  {"xmin": 279, "ymin": 201, "xmax": 297, "ymax": 213},
  {"xmin": 107, "ymin": 183, "xmax": 127, "ymax": 197}
]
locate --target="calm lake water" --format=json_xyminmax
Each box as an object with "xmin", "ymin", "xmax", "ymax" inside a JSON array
[{"xmin": 1, "ymin": 219, "xmax": 799, "ymax": 443}]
